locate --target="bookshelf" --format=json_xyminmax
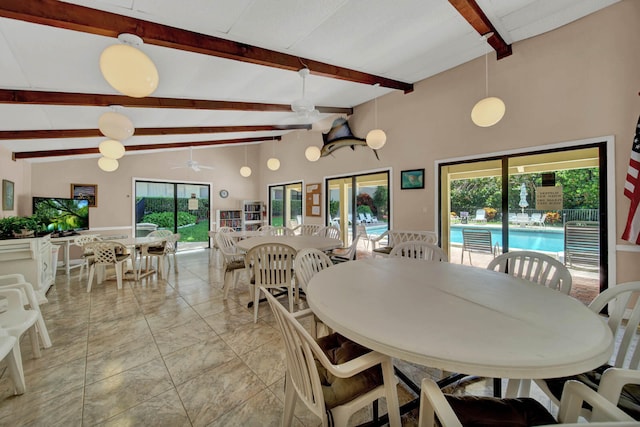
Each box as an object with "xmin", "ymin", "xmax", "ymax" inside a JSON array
[
  {"xmin": 243, "ymin": 200, "xmax": 264, "ymax": 231},
  {"xmin": 216, "ymin": 209, "xmax": 243, "ymax": 231}
]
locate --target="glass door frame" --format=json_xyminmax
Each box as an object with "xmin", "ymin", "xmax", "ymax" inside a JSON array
[
  {"xmin": 132, "ymin": 177, "xmax": 212, "ymax": 249},
  {"xmin": 268, "ymin": 181, "xmax": 303, "ymax": 228},
  {"xmin": 325, "ymin": 168, "xmax": 391, "ymax": 245},
  {"xmin": 436, "ymin": 136, "xmax": 616, "ymax": 292}
]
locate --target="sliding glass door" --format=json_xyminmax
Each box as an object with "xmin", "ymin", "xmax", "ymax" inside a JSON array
[
  {"xmin": 326, "ymin": 171, "xmax": 390, "ymax": 245},
  {"xmin": 135, "ymin": 180, "xmax": 211, "ymax": 250},
  {"xmin": 440, "ymin": 143, "xmax": 606, "ymax": 305},
  {"xmin": 269, "ymin": 182, "xmax": 302, "ymax": 227}
]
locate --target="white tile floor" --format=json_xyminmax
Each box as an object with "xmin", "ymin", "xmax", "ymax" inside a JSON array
[{"xmin": 0, "ymin": 249, "xmax": 556, "ymax": 426}]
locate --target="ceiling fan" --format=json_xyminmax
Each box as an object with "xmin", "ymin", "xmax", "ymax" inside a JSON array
[
  {"xmin": 291, "ymin": 68, "xmax": 319, "ymax": 119},
  {"xmin": 170, "ymin": 147, "xmax": 214, "ymax": 172}
]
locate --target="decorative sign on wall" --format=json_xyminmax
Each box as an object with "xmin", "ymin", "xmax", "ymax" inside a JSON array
[
  {"xmin": 536, "ymin": 186, "xmax": 564, "ymax": 210},
  {"xmin": 305, "ymin": 183, "xmax": 322, "ymax": 217}
]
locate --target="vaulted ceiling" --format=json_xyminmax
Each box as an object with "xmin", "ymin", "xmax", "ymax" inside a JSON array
[{"xmin": 0, "ymin": 0, "xmax": 619, "ymax": 162}]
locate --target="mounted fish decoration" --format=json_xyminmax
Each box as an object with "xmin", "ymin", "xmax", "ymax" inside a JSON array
[{"xmin": 321, "ymin": 118, "xmax": 380, "ymax": 160}]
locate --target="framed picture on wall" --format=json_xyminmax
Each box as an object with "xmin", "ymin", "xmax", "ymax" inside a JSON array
[
  {"xmin": 401, "ymin": 169, "xmax": 425, "ymax": 190},
  {"xmin": 71, "ymin": 183, "xmax": 98, "ymax": 207},
  {"xmin": 2, "ymin": 179, "xmax": 14, "ymax": 210}
]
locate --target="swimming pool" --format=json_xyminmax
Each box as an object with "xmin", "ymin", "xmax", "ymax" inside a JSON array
[
  {"xmin": 451, "ymin": 225, "xmax": 564, "ymax": 252},
  {"xmin": 365, "ymin": 224, "xmax": 564, "ymax": 252}
]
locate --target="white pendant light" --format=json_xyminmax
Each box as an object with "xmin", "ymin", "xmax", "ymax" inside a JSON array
[
  {"xmin": 99, "ymin": 139, "xmax": 126, "ymax": 159},
  {"xmin": 100, "ymin": 33, "xmax": 159, "ymax": 98},
  {"xmin": 366, "ymin": 88, "xmax": 387, "ymax": 149},
  {"xmin": 98, "ymin": 156, "xmax": 119, "ymax": 172},
  {"xmin": 305, "ymin": 145, "xmax": 321, "ymax": 162},
  {"xmin": 98, "ymin": 111, "xmax": 134, "ymax": 141},
  {"xmin": 267, "ymin": 139, "xmax": 280, "ymax": 171},
  {"xmin": 267, "ymin": 158, "xmax": 280, "ymax": 171},
  {"xmin": 240, "ymin": 146, "xmax": 252, "ymax": 177},
  {"xmin": 471, "ymin": 34, "xmax": 506, "ymax": 127}
]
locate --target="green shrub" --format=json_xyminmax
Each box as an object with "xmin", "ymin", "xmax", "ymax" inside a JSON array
[{"xmin": 141, "ymin": 211, "xmax": 196, "ymax": 228}]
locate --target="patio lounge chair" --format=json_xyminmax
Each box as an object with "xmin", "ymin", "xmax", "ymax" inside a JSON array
[
  {"xmin": 474, "ymin": 209, "xmax": 487, "ymax": 224},
  {"xmin": 529, "ymin": 212, "xmax": 546, "ymax": 227},
  {"xmin": 365, "ymin": 213, "xmax": 378, "ymax": 223},
  {"xmin": 564, "ymin": 221, "xmax": 599, "ymax": 270},
  {"xmin": 358, "ymin": 213, "xmax": 369, "ymax": 223},
  {"xmin": 461, "ymin": 228, "xmax": 498, "ymax": 265}
]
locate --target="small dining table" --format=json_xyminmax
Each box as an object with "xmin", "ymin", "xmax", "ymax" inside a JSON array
[
  {"xmin": 108, "ymin": 235, "xmax": 168, "ymax": 280},
  {"xmin": 307, "ymin": 258, "xmax": 613, "ymax": 382},
  {"xmin": 235, "ymin": 235, "xmax": 342, "ymax": 253}
]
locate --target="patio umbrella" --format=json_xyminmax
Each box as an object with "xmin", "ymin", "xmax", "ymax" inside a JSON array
[{"xmin": 519, "ymin": 183, "xmax": 529, "ymax": 213}]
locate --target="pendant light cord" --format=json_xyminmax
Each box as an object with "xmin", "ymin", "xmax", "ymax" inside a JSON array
[{"xmin": 484, "ymin": 50, "xmax": 489, "ymax": 97}]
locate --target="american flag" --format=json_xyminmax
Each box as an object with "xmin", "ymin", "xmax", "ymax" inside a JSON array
[{"xmin": 622, "ymin": 115, "xmax": 640, "ymax": 243}]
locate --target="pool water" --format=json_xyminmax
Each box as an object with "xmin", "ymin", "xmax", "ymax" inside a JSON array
[
  {"xmin": 364, "ymin": 224, "xmax": 564, "ymax": 253},
  {"xmin": 451, "ymin": 225, "xmax": 564, "ymax": 252}
]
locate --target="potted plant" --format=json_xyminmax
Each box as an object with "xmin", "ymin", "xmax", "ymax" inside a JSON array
[{"xmin": 0, "ymin": 215, "xmax": 41, "ymax": 239}]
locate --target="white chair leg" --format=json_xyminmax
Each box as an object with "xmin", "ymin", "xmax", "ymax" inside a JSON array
[
  {"xmin": 115, "ymin": 262, "xmax": 123, "ymax": 289},
  {"xmin": 288, "ymin": 287, "xmax": 294, "ymax": 314},
  {"xmin": 222, "ymin": 271, "xmax": 231, "ymax": 299},
  {"xmin": 254, "ymin": 287, "xmax": 261, "ymax": 323},
  {"xmin": 35, "ymin": 313, "xmax": 52, "ymax": 348},
  {"xmin": 282, "ymin": 373, "xmax": 296, "ymax": 427},
  {"xmin": 6, "ymin": 341, "xmax": 25, "ymax": 395},
  {"xmin": 87, "ymin": 265, "xmax": 95, "ymax": 292},
  {"xmin": 28, "ymin": 326, "xmax": 41, "ymax": 358},
  {"xmin": 381, "ymin": 359, "xmax": 401, "ymax": 427}
]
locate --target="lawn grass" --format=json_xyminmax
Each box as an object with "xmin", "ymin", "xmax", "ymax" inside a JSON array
[{"xmin": 178, "ymin": 221, "xmax": 210, "ymax": 242}]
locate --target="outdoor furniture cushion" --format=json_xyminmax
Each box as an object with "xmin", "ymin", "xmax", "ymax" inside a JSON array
[
  {"xmin": 315, "ymin": 333, "xmax": 382, "ymax": 409},
  {"xmin": 445, "ymin": 394, "xmax": 558, "ymax": 427},
  {"xmin": 544, "ymin": 364, "xmax": 640, "ymax": 419},
  {"xmin": 372, "ymin": 246, "xmax": 392, "ymax": 256}
]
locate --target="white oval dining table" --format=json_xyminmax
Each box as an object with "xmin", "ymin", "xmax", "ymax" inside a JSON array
[
  {"xmin": 307, "ymin": 258, "xmax": 613, "ymax": 380},
  {"xmin": 235, "ymin": 235, "xmax": 342, "ymax": 253}
]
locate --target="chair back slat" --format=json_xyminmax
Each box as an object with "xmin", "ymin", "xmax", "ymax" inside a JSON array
[
  {"xmin": 295, "ymin": 248, "xmax": 333, "ymax": 292},
  {"xmin": 269, "ymin": 226, "xmax": 295, "ymax": 236},
  {"xmin": 389, "ymin": 240, "xmax": 448, "ymax": 261},
  {"xmin": 487, "ymin": 251, "xmax": 572, "ymax": 294},
  {"xmin": 316, "ymin": 225, "xmax": 341, "ymax": 240},
  {"xmin": 86, "ymin": 241, "xmax": 127, "ymax": 264},
  {"xmin": 588, "ymin": 282, "xmax": 640, "ymax": 370},
  {"xmin": 246, "ymin": 244, "xmax": 295, "ymax": 287},
  {"xmin": 297, "ymin": 224, "xmax": 322, "ymax": 236}
]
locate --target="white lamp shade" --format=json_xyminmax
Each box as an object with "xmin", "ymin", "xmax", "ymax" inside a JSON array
[
  {"xmin": 240, "ymin": 166, "xmax": 252, "ymax": 177},
  {"xmin": 305, "ymin": 146, "xmax": 321, "ymax": 162},
  {"xmin": 366, "ymin": 129, "xmax": 387, "ymax": 150},
  {"xmin": 98, "ymin": 156, "xmax": 119, "ymax": 172},
  {"xmin": 100, "ymin": 44, "xmax": 159, "ymax": 98},
  {"xmin": 98, "ymin": 112, "xmax": 134, "ymax": 140},
  {"xmin": 267, "ymin": 157, "xmax": 280, "ymax": 171},
  {"xmin": 471, "ymin": 96, "xmax": 506, "ymax": 127},
  {"xmin": 99, "ymin": 139, "xmax": 126, "ymax": 159}
]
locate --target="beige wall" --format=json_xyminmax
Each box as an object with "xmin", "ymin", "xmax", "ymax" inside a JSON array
[
  {"xmin": 29, "ymin": 144, "xmax": 261, "ymax": 232},
  {"xmin": 257, "ymin": 0, "xmax": 640, "ymax": 280},
  {"xmin": 2, "ymin": 1, "xmax": 639, "ymax": 279},
  {"xmin": 0, "ymin": 145, "xmax": 31, "ymax": 218}
]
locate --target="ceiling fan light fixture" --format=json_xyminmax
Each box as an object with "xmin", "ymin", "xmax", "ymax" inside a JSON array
[
  {"xmin": 98, "ymin": 111, "xmax": 134, "ymax": 140},
  {"xmin": 305, "ymin": 145, "xmax": 321, "ymax": 162},
  {"xmin": 100, "ymin": 33, "xmax": 159, "ymax": 98},
  {"xmin": 366, "ymin": 129, "xmax": 387, "ymax": 150},
  {"xmin": 99, "ymin": 139, "xmax": 126, "ymax": 159},
  {"xmin": 471, "ymin": 96, "xmax": 506, "ymax": 127},
  {"xmin": 98, "ymin": 156, "xmax": 119, "ymax": 172},
  {"xmin": 240, "ymin": 166, "xmax": 252, "ymax": 177},
  {"xmin": 267, "ymin": 157, "xmax": 280, "ymax": 171}
]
